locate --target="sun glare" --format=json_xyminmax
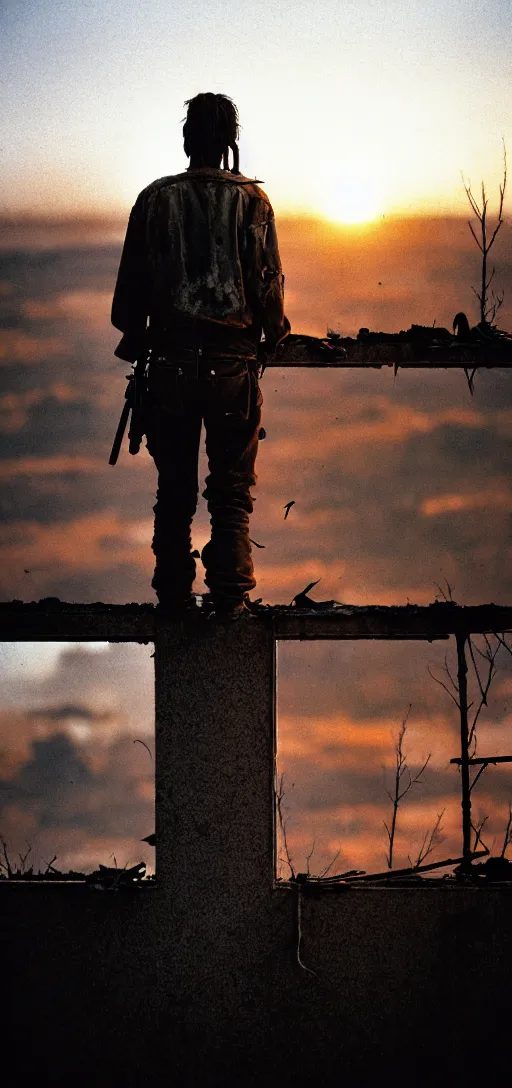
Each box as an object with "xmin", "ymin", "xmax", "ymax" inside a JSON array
[{"xmin": 322, "ymin": 173, "xmax": 383, "ymax": 225}]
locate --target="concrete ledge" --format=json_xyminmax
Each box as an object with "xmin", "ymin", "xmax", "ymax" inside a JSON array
[
  {"xmin": 273, "ymin": 331, "xmax": 512, "ymax": 368},
  {"xmin": 272, "ymin": 601, "xmax": 512, "ymax": 639},
  {"xmin": 0, "ymin": 598, "xmax": 511, "ymax": 641}
]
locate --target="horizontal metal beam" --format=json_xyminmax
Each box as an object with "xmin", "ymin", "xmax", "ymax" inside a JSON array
[
  {"xmin": 271, "ymin": 603, "xmax": 512, "ymax": 640},
  {"xmin": 270, "ymin": 333, "xmax": 512, "ymax": 368},
  {"xmin": 450, "ymin": 756, "xmax": 512, "ymax": 766},
  {"xmin": 0, "ymin": 600, "xmax": 155, "ymax": 642},
  {"xmin": 265, "ymin": 358, "xmax": 512, "ymax": 369},
  {"xmin": 0, "ymin": 600, "xmax": 511, "ymax": 643}
]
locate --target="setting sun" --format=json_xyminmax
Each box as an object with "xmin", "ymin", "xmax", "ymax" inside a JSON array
[{"xmin": 321, "ymin": 172, "xmax": 383, "ymax": 224}]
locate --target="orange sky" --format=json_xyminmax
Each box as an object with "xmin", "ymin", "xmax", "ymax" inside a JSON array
[
  {"xmin": 2, "ymin": 1, "xmax": 512, "ymax": 220},
  {"xmin": 0, "ymin": 211, "xmax": 511, "ymax": 875}
]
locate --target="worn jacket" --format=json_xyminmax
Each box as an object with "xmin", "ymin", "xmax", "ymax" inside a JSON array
[{"xmin": 111, "ymin": 166, "xmax": 290, "ymax": 361}]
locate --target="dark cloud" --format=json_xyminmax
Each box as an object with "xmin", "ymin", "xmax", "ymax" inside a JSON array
[
  {"xmin": 0, "ymin": 731, "xmax": 153, "ymax": 844},
  {"xmin": 0, "ymin": 732, "xmax": 92, "ymax": 808},
  {"xmin": 283, "ymin": 761, "xmax": 458, "ymax": 812},
  {"xmin": 1, "ymin": 393, "xmax": 98, "ymax": 458},
  {"xmin": 0, "ymin": 642, "xmax": 154, "ymax": 872},
  {"xmin": 28, "ymin": 703, "xmax": 112, "ymax": 721},
  {"xmin": 0, "ymin": 244, "xmax": 120, "ymax": 308},
  {"xmin": 278, "ymin": 636, "xmax": 512, "ymax": 725}
]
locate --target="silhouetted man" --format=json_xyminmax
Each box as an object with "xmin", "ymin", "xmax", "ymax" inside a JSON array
[{"xmin": 112, "ymin": 92, "xmax": 290, "ymax": 619}]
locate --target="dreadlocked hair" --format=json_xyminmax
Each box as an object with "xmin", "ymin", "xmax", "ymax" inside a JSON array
[{"xmin": 183, "ymin": 92, "xmax": 240, "ymax": 174}]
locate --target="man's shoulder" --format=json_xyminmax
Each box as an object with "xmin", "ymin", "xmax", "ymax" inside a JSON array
[
  {"xmin": 240, "ymin": 180, "xmax": 271, "ymax": 205},
  {"xmin": 135, "ymin": 170, "xmax": 272, "ymax": 206},
  {"xmin": 135, "ymin": 174, "xmax": 184, "ymax": 202}
]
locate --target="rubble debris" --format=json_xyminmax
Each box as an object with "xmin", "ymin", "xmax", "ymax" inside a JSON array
[
  {"xmin": 467, "ymin": 856, "xmax": 512, "ymax": 881},
  {"xmin": 85, "ymin": 861, "xmax": 147, "ymax": 891},
  {"xmin": 291, "ymin": 579, "xmax": 343, "ymax": 610},
  {"xmin": 270, "ymin": 326, "xmax": 512, "ymax": 367}
]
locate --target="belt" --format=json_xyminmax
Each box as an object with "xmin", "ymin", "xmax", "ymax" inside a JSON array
[
  {"xmin": 148, "ymin": 324, "xmax": 258, "ymax": 362},
  {"xmin": 148, "ymin": 348, "xmax": 258, "ymax": 377}
]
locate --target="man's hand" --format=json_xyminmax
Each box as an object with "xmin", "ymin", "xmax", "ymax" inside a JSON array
[{"xmin": 257, "ymin": 316, "xmax": 291, "ymax": 370}]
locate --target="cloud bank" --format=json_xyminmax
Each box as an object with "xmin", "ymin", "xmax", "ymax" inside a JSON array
[{"xmin": 1, "ymin": 213, "xmax": 511, "ymax": 874}]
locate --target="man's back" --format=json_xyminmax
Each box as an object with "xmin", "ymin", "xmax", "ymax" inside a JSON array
[{"xmin": 112, "ymin": 166, "xmax": 289, "ymax": 361}]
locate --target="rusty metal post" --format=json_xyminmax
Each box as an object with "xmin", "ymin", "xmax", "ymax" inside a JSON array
[{"xmin": 456, "ymin": 633, "xmax": 472, "ymax": 866}]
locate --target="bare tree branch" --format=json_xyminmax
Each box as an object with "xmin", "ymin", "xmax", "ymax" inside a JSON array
[
  {"xmin": 305, "ymin": 839, "xmax": 316, "ymax": 877},
  {"xmin": 276, "ymin": 773, "xmax": 295, "ymax": 879},
  {"xmin": 408, "ymin": 809, "xmax": 446, "ymax": 870},
  {"xmin": 500, "ymin": 802, "xmax": 512, "ymax": 859},
  {"xmin": 317, "ymin": 848, "xmax": 342, "ymax": 880},
  {"xmin": 471, "ymin": 815, "xmax": 490, "ymax": 854},
  {"xmin": 469, "ymin": 762, "xmax": 488, "ymax": 794},
  {"xmin": 18, "ymin": 842, "xmax": 32, "ymax": 874},
  {"xmin": 427, "ymin": 663, "xmax": 460, "ymax": 707},
  {"xmin": 383, "ymin": 707, "xmax": 431, "ymax": 869},
  {"xmin": 463, "ymin": 366, "xmax": 478, "ymax": 395},
  {"xmin": 462, "ymin": 141, "xmax": 507, "ymax": 324},
  {"xmin": 434, "ymin": 580, "xmax": 455, "ymax": 602},
  {"xmin": 468, "ymin": 635, "xmax": 500, "ymax": 748},
  {"xmin": 0, "ymin": 835, "xmax": 13, "ymax": 878},
  {"xmin": 493, "ymin": 632, "xmax": 512, "ymax": 657}
]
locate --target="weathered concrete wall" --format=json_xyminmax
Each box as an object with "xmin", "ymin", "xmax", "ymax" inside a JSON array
[{"xmin": 3, "ymin": 617, "xmax": 512, "ymax": 1086}]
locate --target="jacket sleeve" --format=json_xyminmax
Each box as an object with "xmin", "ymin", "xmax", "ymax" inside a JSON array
[
  {"xmin": 111, "ymin": 193, "xmax": 150, "ymax": 361},
  {"xmin": 243, "ymin": 196, "xmax": 291, "ymax": 352}
]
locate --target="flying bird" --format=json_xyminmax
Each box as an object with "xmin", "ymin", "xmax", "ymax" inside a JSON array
[
  {"xmin": 283, "ymin": 501, "xmax": 295, "ymax": 520},
  {"xmin": 249, "ymin": 538, "xmax": 265, "ymax": 549}
]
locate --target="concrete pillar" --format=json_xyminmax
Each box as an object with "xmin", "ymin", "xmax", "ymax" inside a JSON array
[{"xmin": 153, "ymin": 617, "xmax": 276, "ymax": 1078}]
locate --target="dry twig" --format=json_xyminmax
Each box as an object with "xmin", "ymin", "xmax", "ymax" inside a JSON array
[
  {"xmin": 471, "ymin": 814, "xmax": 490, "ymax": 854},
  {"xmin": 276, "ymin": 773, "xmax": 295, "ymax": 879},
  {"xmin": 434, "ymin": 580, "xmax": 456, "ymax": 603},
  {"xmin": 0, "ymin": 835, "xmax": 13, "ymax": 878},
  {"xmin": 316, "ymin": 849, "xmax": 342, "ymax": 879},
  {"xmin": 383, "ymin": 706, "xmax": 431, "ymax": 869},
  {"xmin": 408, "ymin": 809, "xmax": 445, "ymax": 870},
  {"xmin": 466, "ymin": 635, "xmax": 501, "ymax": 760},
  {"xmin": 500, "ymin": 802, "xmax": 512, "ymax": 858},
  {"xmin": 305, "ymin": 839, "xmax": 316, "ymax": 877},
  {"xmin": 461, "ymin": 138, "xmax": 507, "ymax": 325}
]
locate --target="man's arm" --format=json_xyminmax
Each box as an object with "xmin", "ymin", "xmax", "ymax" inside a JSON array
[
  {"xmin": 244, "ymin": 196, "xmax": 291, "ymax": 354},
  {"xmin": 111, "ymin": 193, "xmax": 150, "ymax": 362}
]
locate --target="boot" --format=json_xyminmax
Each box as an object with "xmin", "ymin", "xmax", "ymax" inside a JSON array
[{"xmin": 213, "ymin": 595, "xmax": 252, "ymax": 622}]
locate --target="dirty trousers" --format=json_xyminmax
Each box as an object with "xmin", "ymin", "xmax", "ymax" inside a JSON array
[{"xmin": 145, "ymin": 353, "xmax": 262, "ymax": 605}]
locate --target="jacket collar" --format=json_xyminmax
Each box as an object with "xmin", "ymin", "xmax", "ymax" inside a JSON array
[{"xmin": 182, "ymin": 166, "xmax": 263, "ymax": 184}]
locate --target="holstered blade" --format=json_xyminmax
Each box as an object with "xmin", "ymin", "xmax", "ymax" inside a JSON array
[{"xmin": 109, "ymin": 399, "xmax": 131, "ymax": 466}]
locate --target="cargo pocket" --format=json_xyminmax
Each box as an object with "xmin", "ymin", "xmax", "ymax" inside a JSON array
[{"xmin": 211, "ymin": 365, "xmax": 251, "ymax": 423}]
